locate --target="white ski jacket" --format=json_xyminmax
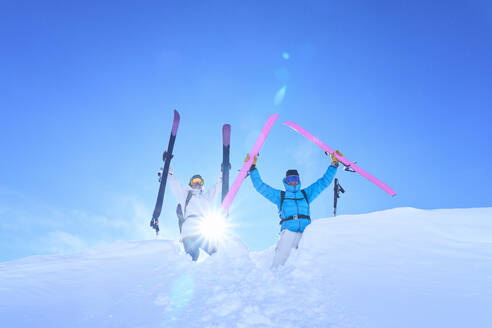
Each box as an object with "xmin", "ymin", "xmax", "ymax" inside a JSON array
[{"xmin": 167, "ymin": 168, "xmax": 222, "ymax": 238}]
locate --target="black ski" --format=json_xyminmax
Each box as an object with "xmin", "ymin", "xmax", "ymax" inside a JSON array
[
  {"xmin": 150, "ymin": 110, "xmax": 180, "ymax": 235},
  {"xmin": 221, "ymin": 124, "xmax": 231, "ymax": 202}
]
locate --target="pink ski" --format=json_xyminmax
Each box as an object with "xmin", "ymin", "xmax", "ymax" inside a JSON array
[
  {"xmin": 283, "ymin": 121, "xmax": 396, "ymax": 197},
  {"xmin": 221, "ymin": 114, "xmax": 280, "ymax": 212}
]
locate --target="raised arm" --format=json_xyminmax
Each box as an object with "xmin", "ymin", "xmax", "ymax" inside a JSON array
[
  {"xmin": 204, "ymin": 172, "xmax": 222, "ymax": 202},
  {"xmin": 250, "ymin": 167, "xmax": 282, "ymax": 205},
  {"xmin": 167, "ymin": 167, "xmax": 189, "ymax": 206},
  {"xmin": 303, "ymin": 164, "xmax": 338, "ymax": 203}
]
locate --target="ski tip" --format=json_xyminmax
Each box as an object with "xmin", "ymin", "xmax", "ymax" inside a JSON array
[
  {"xmin": 282, "ymin": 121, "xmax": 303, "ymax": 133},
  {"xmin": 222, "ymin": 124, "xmax": 231, "ymax": 145},
  {"xmin": 172, "ymin": 110, "xmax": 180, "ymax": 135},
  {"xmin": 265, "ymin": 113, "xmax": 280, "ymax": 125}
]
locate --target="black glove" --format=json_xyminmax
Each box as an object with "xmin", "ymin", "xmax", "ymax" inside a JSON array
[
  {"xmin": 150, "ymin": 218, "xmax": 159, "ymax": 232},
  {"xmin": 163, "ymin": 151, "xmax": 174, "ymax": 162}
]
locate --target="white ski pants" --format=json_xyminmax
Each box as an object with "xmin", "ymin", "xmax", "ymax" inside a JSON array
[{"xmin": 272, "ymin": 229, "xmax": 303, "ymax": 268}]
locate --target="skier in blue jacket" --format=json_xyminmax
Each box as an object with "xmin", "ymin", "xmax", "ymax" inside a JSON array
[{"xmin": 246, "ymin": 151, "xmax": 342, "ymax": 268}]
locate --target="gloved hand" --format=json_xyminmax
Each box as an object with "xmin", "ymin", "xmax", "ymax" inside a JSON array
[
  {"xmin": 330, "ymin": 150, "xmax": 343, "ymax": 166},
  {"xmin": 168, "ymin": 166, "xmax": 174, "ymax": 175},
  {"xmin": 244, "ymin": 153, "xmax": 258, "ymax": 165},
  {"xmin": 163, "ymin": 151, "xmax": 173, "ymax": 162},
  {"xmin": 150, "ymin": 218, "xmax": 159, "ymax": 233},
  {"xmin": 245, "ymin": 153, "xmax": 258, "ymax": 172}
]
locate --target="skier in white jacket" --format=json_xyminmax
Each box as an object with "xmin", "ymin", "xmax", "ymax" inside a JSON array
[{"xmin": 167, "ymin": 167, "xmax": 222, "ymax": 261}]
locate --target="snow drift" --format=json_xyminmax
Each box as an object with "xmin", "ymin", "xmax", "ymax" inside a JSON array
[{"xmin": 1, "ymin": 207, "xmax": 491, "ymax": 328}]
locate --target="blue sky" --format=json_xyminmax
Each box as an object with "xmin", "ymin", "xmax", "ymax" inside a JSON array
[{"xmin": 1, "ymin": 0, "xmax": 491, "ymax": 261}]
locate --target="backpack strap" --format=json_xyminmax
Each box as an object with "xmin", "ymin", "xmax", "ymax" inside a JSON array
[
  {"xmin": 177, "ymin": 191, "xmax": 194, "ymax": 234},
  {"xmin": 279, "ymin": 189, "xmax": 309, "ymax": 219},
  {"xmin": 280, "ymin": 215, "xmax": 311, "ymax": 224},
  {"xmin": 301, "ymin": 189, "xmax": 308, "ymax": 203},
  {"xmin": 184, "ymin": 191, "xmax": 193, "ymax": 215},
  {"xmin": 279, "ymin": 191, "xmax": 286, "ymax": 214}
]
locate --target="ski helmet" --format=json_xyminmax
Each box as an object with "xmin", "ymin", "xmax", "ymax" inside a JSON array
[
  {"xmin": 286, "ymin": 169, "xmax": 299, "ymax": 177},
  {"xmin": 189, "ymin": 174, "xmax": 204, "ymax": 186}
]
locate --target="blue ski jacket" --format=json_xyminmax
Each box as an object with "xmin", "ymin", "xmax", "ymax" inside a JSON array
[{"xmin": 250, "ymin": 165, "xmax": 337, "ymax": 233}]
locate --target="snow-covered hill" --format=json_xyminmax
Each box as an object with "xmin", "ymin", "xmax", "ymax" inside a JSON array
[{"xmin": 1, "ymin": 207, "xmax": 491, "ymax": 328}]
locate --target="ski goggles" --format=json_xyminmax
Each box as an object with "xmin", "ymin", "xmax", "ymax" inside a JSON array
[
  {"xmin": 190, "ymin": 177, "xmax": 204, "ymax": 186},
  {"xmin": 285, "ymin": 175, "xmax": 300, "ymax": 184}
]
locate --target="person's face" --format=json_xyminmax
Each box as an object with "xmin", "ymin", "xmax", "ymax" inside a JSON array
[
  {"xmin": 285, "ymin": 175, "xmax": 300, "ymax": 186},
  {"xmin": 191, "ymin": 183, "xmax": 202, "ymax": 190}
]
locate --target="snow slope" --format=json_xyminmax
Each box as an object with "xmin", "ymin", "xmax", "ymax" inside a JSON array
[{"xmin": 1, "ymin": 207, "xmax": 491, "ymax": 328}]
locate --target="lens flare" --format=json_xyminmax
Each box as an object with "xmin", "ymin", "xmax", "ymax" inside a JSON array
[
  {"xmin": 274, "ymin": 85, "xmax": 287, "ymax": 106},
  {"xmin": 198, "ymin": 209, "xmax": 230, "ymax": 246}
]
